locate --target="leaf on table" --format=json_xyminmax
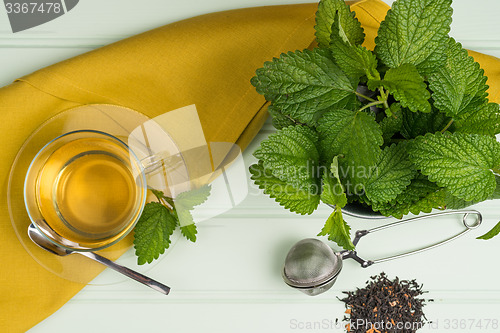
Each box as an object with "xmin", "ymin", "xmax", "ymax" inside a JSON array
[
  {"xmin": 455, "ymin": 102, "xmax": 500, "ymax": 136},
  {"xmin": 174, "ymin": 184, "xmax": 210, "ymax": 224},
  {"xmin": 251, "ymin": 48, "xmax": 357, "ymax": 125},
  {"xmin": 173, "ymin": 185, "xmax": 211, "ymax": 242},
  {"xmin": 253, "ymin": 125, "xmax": 320, "ymax": 193},
  {"xmin": 364, "ymin": 142, "xmax": 416, "ymax": 203},
  {"xmin": 180, "ymin": 224, "xmax": 198, "ymax": 242},
  {"xmin": 249, "ymin": 162, "xmax": 320, "ymax": 215},
  {"xmin": 174, "ymin": 185, "xmax": 211, "ymax": 212},
  {"xmin": 368, "ymin": 64, "xmax": 431, "ymax": 113},
  {"xmin": 477, "ymin": 221, "xmax": 500, "ymax": 240},
  {"xmin": 134, "ymin": 202, "xmax": 178, "ymax": 265},
  {"xmin": 374, "ymin": 0, "xmax": 452, "ymax": 75},
  {"xmin": 408, "ymin": 132, "xmax": 500, "ymax": 202},
  {"xmin": 429, "ymin": 37, "xmax": 489, "ymax": 119},
  {"xmin": 317, "ymin": 205, "xmax": 354, "ymax": 250},
  {"xmin": 315, "ymin": 0, "xmax": 365, "ymax": 48}
]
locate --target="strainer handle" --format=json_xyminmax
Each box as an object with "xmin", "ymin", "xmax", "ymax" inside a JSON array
[{"xmin": 345, "ymin": 210, "xmax": 482, "ymax": 268}]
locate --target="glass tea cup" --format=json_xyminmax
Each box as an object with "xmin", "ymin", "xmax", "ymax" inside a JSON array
[{"xmin": 24, "ymin": 130, "xmax": 150, "ymax": 252}]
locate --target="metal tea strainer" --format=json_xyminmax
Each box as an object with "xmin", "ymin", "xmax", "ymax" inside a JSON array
[{"xmin": 282, "ymin": 210, "xmax": 482, "ymax": 296}]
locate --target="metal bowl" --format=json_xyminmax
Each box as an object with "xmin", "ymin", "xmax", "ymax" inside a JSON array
[{"xmin": 328, "ymin": 202, "xmax": 388, "ymax": 220}]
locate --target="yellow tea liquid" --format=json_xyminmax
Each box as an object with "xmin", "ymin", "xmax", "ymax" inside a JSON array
[{"xmin": 36, "ymin": 137, "xmax": 138, "ymax": 245}]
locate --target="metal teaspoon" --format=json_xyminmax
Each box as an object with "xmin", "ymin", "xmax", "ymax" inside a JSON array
[{"xmin": 27, "ymin": 223, "xmax": 171, "ymax": 295}]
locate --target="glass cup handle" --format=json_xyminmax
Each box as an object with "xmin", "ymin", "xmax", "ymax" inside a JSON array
[
  {"xmin": 139, "ymin": 151, "xmax": 176, "ymax": 175},
  {"xmin": 341, "ymin": 210, "xmax": 482, "ymax": 268}
]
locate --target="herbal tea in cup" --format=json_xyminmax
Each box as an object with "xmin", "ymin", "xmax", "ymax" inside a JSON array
[{"xmin": 24, "ymin": 130, "xmax": 147, "ymax": 251}]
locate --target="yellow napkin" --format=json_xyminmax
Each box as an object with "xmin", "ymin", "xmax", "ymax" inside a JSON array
[
  {"xmin": 0, "ymin": 4, "xmax": 320, "ymax": 331},
  {"xmin": 1, "ymin": 0, "xmax": 499, "ymax": 331}
]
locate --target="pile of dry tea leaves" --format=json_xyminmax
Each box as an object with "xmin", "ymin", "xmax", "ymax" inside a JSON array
[{"xmin": 340, "ymin": 273, "xmax": 429, "ymax": 333}]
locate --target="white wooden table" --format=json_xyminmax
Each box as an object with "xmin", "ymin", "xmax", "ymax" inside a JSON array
[{"xmin": 1, "ymin": 1, "xmax": 500, "ymax": 332}]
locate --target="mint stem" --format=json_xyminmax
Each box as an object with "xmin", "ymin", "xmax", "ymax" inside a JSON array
[
  {"xmin": 378, "ymin": 87, "xmax": 390, "ymax": 109},
  {"xmin": 440, "ymin": 119, "xmax": 454, "ymax": 133},
  {"xmin": 151, "ymin": 189, "xmax": 164, "ymax": 202},
  {"xmin": 357, "ymin": 100, "xmax": 386, "ymax": 113},
  {"xmin": 355, "ymin": 91, "xmax": 377, "ymax": 102},
  {"xmin": 150, "ymin": 189, "xmax": 175, "ymax": 211},
  {"xmin": 284, "ymin": 114, "xmax": 307, "ymax": 126}
]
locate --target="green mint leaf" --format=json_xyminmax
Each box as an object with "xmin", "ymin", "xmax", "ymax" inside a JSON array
[
  {"xmin": 317, "ymin": 109, "xmax": 383, "ymax": 170},
  {"xmin": 317, "ymin": 109, "xmax": 383, "ymax": 189},
  {"xmin": 174, "ymin": 185, "xmax": 211, "ymax": 225},
  {"xmin": 253, "ymin": 125, "xmax": 320, "ymax": 192},
  {"xmin": 150, "ymin": 189, "xmax": 164, "ymax": 199},
  {"xmin": 371, "ymin": 175, "xmax": 445, "ymax": 218},
  {"xmin": 173, "ymin": 185, "xmax": 211, "ymax": 242},
  {"xmin": 445, "ymin": 175, "xmax": 500, "ymax": 209},
  {"xmin": 330, "ymin": 155, "xmax": 341, "ymax": 178},
  {"xmin": 373, "ymin": 190, "xmax": 446, "ymax": 219},
  {"xmin": 455, "ymin": 103, "xmax": 500, "ymax": 136},
  {"xmin": 444, "ymin": 192, "xmax": 475, "ymax": 210},
  {"xmin": 249, "ymin": 162, "xmax": 320, "ymax": 214},
  {"xmin": 374, "ymin": 0, "xmax": 452, "ymax": 75},
  {"xmin": 317, "ymin": 206, "xmax": 354, "ymax": 250},
  {"xmin": 384, "ymin": 102, "xmax": 401, "ymax": 117},
  {"xmin": 174, "ymin": 185, "xmax": 211, "ymax": 212},
  {"xmin": 492, "ymin": 176, "xmax": 500, "ymax": 200},
  {"xmin": 401, "ymin": 106, "xmax": 452, "ymax": 139},
  {"xmin": 180, "ymin": 224, "xmax": 197, "ymax": 242},
  {"xmin": 364, "ymin": 143, "xmax": 416, "ymax": 203},
  {"xmin": 150, "ymin": 189, "xmax": 175, "ymax": 207},
  {"xmin": 173, "ymin": 202, "xmax": 198, "ymax": 242},
  {"xmin": 333, "ymin": 41, "xmax": 379, "ymax": 82},
  {"xmin": 368, "ymin": 64, "xmax": 431, "ymax": 113},
  {"xmin": 133, "ymin": 202, "xmax": 177, "ymax": 265},
  {"xmin": 408, "ymin": 132, "xmax": 500, "ymax": 202},
  {"xmin": 395, "ymin": 175, "xmax": 442, "ymax": 205},
  {"xmin": 267, "ymin": 104, "xmax": 297, "ymax": 130},
  {"xmin": 320, "ymin": 156, "xmax": 348, "ymax": 207},
  {"xmin": 329, "ymin": 12, "xmax": 379, "ymax": 82},
  {"xmin": 477, "ymin": 221, "xmax": 500, "ymax": 240},
  {"xmin": 409, "ymin": 189, "xmax": 446, "ymax": 215},
  {"xmin": 251, "ymin": 48, "xmax": 356, "ymax": 125},
  {"xmin": 380, "ymin": 103, "xmax": 403, "ymax": 142},
  {"xmin": 333, "ymin": 93, "xmax": 362, "ymax": 111},
  {"xmin": 315, "ymin": 0, "xmax": 364, "ymax": 48},
  {"xmin": 429, "ymin": 38, "xmax": 489, "ymax": 119}
]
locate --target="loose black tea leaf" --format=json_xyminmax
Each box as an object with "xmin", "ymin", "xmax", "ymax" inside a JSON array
[{"xmin": 340, "ymin": 273, "xmax": 428, "ymax": 333}]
